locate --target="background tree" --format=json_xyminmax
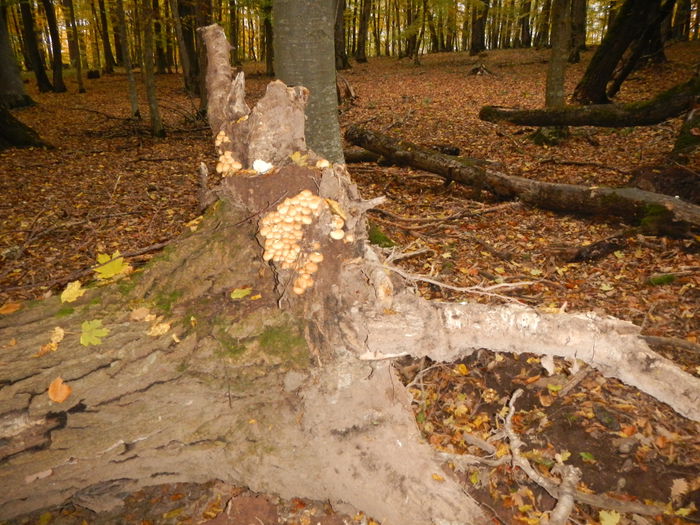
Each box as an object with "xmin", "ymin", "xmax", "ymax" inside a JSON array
[
  {"xmin": 0, "ymin": 2, "xmax": 33, "ymax": 107},
  {"xmin": 141, "ymin": 0, "xmax": 165, "ymax": 136},
  {"xmin": 38, "ymin": 0, "xmax": 66, "ymax": 91},
  {"xmin": 19, "ymin": 0, "xmax": 52, "ymax": 92},
  {"xmin": 334, "ymin": 0, "xmax": 350, "ymax": 69},
  {"xmin": 354, "ymin": 0, "xmax": 372, "ymax": 62},
  {"xmin": 273, "ymin": 0, "xmax": 343, "ymax": 162},
  {"xmin": 97, "ymin": 0, "xmax": 116, "ymax": 72},
  {"xmin": 469, "ymin": 0, "xmax": 488, "ymax": 54},
  {"xmin": 116, "ymin": 0, "xmax": 140, "ymax": 117}
]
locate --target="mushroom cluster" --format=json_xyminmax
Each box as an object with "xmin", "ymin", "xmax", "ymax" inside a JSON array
[
  {"xmin": 214, "ymin": 130, "xmax": 231, "ymax": 149},
  {"xmin": 260, "ymin": 189, "xmax": 350, "ymax": 295},
  {"xmin": 216, "ymin": 150, "xmax": 242, "ymax": 175}
]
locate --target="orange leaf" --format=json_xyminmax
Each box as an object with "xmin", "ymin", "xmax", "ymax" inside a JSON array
[
  {"xmin": 0, "ymin": 302, "xmax": 21, "ymax": 315},
  {"xmin": 525, "ymin": 374, "xmax": 541, "ymax": 384},
  {"xmin": 48, "ymin": 377, "xmax": 72, "ymax": 403},
  {"xmin": 621, "ymin": 425, "xmax": 636, "ymax": 437}
]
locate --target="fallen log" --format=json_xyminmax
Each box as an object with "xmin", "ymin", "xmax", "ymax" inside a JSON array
[
  {"xmin": 345, "ymin": 125, "xmax": 700, "ymax": 233},
  {"xmin": 478, "ymin": 74, "xmax": 700, "ymax": 127}
]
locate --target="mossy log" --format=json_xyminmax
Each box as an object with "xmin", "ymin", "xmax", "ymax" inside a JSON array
[
  {"xmin": 479, "ymin": 74, "xmax": 700, "ymax": 127},
  {"xmin": 345, "ymin": 125, "xmax": 700, "ymax": 233},
  {"xmin": 1, "ymin": 24, "xmax": 699, "ymax": 525}
]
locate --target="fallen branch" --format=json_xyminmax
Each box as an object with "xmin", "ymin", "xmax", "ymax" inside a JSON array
[
  {"xmin": 479, "ymin": 74, "xmax": 700, "ymax": 127},
  {"xmin": 345, "ymin": 125, "xmax": 700, "ymax": 232}
]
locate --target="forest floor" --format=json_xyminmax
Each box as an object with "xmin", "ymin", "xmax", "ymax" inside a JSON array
[{"xmin": 1, "ymin": 42, "xmax": 699, "ymax": 525}]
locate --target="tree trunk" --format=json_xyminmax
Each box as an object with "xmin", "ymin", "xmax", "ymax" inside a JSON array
[
  {"xmin": 0, "ymin": 106, "xmax": 45, "ymax": 149},
  {"xmin": 345, "ymin": 125, "xmax": 700, "ymax": 232},
  {"xmin": 97, "ymin": 0, "xmax": 116, "ymax": 73},
  {"xmin": 64, "ymin": 0, "xmax": 85, "ymax": 93},
  {"xmin": 141, "ymin": 0, "xmax": 164, "ymax": 136},
  {"xmin": 2, "ymin": 24, "xmax": 699, "ymax": 525},
  {"xmin": 273, "ymin": 0, "xmax": 344, "ymax": 163},
  {"xmin": 38, "ymin": 0, "xmax": 67, "ymax": 92},
  {"xmin": 153, "ymin": 0, "xmax": 168, "ymax": 74},
  {"xmin": 480, "ymin": 73, "xmax": 700, "ymax": 126},
  {"xmin": 262, "ymin": 2, "xmax": 273, "ymax": 76},
  {"xmin": 533, "ymin": 0, "xmax": 551, "ymax": 47},
  {"xmin": 469, "ymin": 0, "xmax": 488, "ymax": 54},
  {"xmin": 169, "ymin": 0, "xmax": 193, "ymax": 93},
  {"xmin": 568, "ymin": 0, "xmax": 586, "ymax": 62},
  {"xmin": 19, "ymin": 0, "xmax": 53, "ymax": 92},
  {"xmin": 517, "ymin": 0, "xmax": 532, "ymax": 47},
  {"xmin": 572, "ymin": 0, "xmax": 662, "ymax": 104},
  {"xmin": 176, "ymin": 0, "xmax": 199, "ymax": 95},
  {"xmin": 334, "ymin": 0, "xmax": 351, "ymax": 69},
  {"xmin": 0, "ymin": 5, "xmax": 33, "ymax": 108},
  {"xmin": 115, "ymin": 0, "xmax": 140, "ymax": 118},
  {"xmin": 355, "ymin": 0, "xmax": 372, "ymax": 62}
]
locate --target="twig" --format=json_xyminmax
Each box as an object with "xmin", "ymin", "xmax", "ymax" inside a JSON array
[
  {"xmin": 504, "ymin": 389, "xmax": 663, "ymax": 516},
  {"xmin": 642, "ymin": 335, "xmax": 700, "ymax": 354},
  {"xmin": 558, "ymin": 365, "xmax": 592, "ymax": 398},
  {"xmin": 437, "ymin": 450, "xmax": 510, "ymax": 469},
  {"xmin": 538, "ymin": 157, "xmax": 630, "ymax": 174},
  {"xmin": 548, "ymin": 464, "xmax": 581, "ymax": 525},
  {"xmin": 375, "ymin": 262, "xmax": 532, "ymax": 302}
]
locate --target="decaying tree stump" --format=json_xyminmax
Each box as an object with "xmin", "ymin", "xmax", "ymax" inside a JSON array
[
  {"xmin": 345, "ymin": 125, "xmax": 700, "ymax": 233},
  {"xmin": 1, "ymin": 25, "xmax": 699, "ymax": 525}
]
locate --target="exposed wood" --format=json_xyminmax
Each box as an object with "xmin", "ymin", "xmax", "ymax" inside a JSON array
[
  {"xmin": 345, "ymin": 125, "xmax": 700, "ymax": 232},
  {"xmin": 479, "ymin": 74, "xmax": 700, "ymax": 127}
]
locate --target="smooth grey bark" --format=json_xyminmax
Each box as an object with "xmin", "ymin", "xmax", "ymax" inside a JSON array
[
  {"xmin": 0, "ymin": 5, "xmax": 33, "ymax": 108},
  {"xmin": 544, "ymin": 0, "xmax": 570, "ymax": 108},
  {"xmin": 273, "ymin": 0, "xmax": 344, "ymax": 163}
]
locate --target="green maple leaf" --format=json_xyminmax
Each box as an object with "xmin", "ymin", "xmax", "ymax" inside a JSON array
[
  {"xmin": 80, "ymin": 319, "xmax": 109, "ymax": 346},
  {"xmin": 94, "ymin": 251, "xmax": 131, "ymax": 280},
  {"xmin": 230, "ymin": 287, "xmax": 253, "ymax": 300}
]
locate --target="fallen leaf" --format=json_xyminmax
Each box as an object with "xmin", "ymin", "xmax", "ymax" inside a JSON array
[
  {"xmin": 249, "ymin": 294, "xmax": 262, "ymax": 300},
  {"xmin": 94, "ymin": 251, "xmax": 131, "ymax": 280},
  {"xmin": 50, "ymin": 327, "xmax": 65, "ymax": 344},
  {"xmin": 80, "ymin": 319, "xmax": 109, "ymax": 346},
  {"xmin": 60, "ymin": 281, "xmax": 86, "ymax": 303},
  {"xmin": 48, "ymin": 377, "xmax": 72, "ymax": 403},
  {"xmin": 230, "ymin": 287, "xmax": 252, "ymax": 300},
  {"xmin": 0, "ymin": 302, "xmax": 22, "ymax": 315},
  {"xmin": 431, "ymin": 473, "xmax": 445, "ymax": 482},
  {"xmin": 130, "ymin": 307, "xmax": 151, "ymax": 321},
  {"xmin": 599, "ymin": 510, "xmax": 621, "ymax": 525},
  {"xmin": 290, "ymin": 151, "xmax": 308, "ymax": 166},
  {"xmin": 147, "ymin": 322, "xmax": 171, "ymax": 337},
  {"xmin": 670, "ymin": 478, "xmax": 688, "ymax": 501}
]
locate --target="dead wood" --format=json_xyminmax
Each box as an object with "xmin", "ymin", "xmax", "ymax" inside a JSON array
[
  {"xmin": 479, "ymin": 74, "xmax": 699, "ymax": 127},
  {"xmin": 345, "ymin": 125, "xmax": 700, "ymax": 233},
  {"xmin": 2, "ymin": 24, "xmax": 699, "ymax": 525}
]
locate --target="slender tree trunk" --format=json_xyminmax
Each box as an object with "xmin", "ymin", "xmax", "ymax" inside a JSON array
[
  {"xmin": 672, "ymin": 0, "xmax": 691, "ymax": 39},
  {"xmin": 38, "ymin": 0, "xmax": 66, "ymax": 92},
  {"xmin": 177, "ymin": 0, "xmax": 199, "ymax": 94},
  {"xmin": 228, "ymin": 0, "xmax": 240, "ymax": 65},
  {"xmin": 97, "ymin": 0, "xmax": 116, "ymax": 72},
  {"xmin": 153, "ymin": 0, "xmax": 167, "ymax": 73},
  {"xmin": 195, "ymin": 0, "xmax": 211, "ymax": 114},
  {"xmin": 469, "ymin": 0, "xmax": 488, "ymax": 54},
  {"xmin": 19, "ymin": 0, "xmax": 53, "ymax": 92},
  {"xmin": 115, "ymin": 0, "xmax": 140, "ymax": 117},
  {"xmin": 0, "ymin": 5, "xmax": 33, "ymax": 108},
  {"xmin": 334, "ymin": 0, "xmax": 351, "ymax": 69},
  {"xmin": 568, "ymin": 0, "xmax": 587, "ymax": 62},
  {"xmin": 169, "ymin": 0, "xmax": 193, "ymax": 92},
  {"xmin": 263, "ymin": 1, "xmax": 273, "ymax": 76},
  {"xmin": 534, "ymin": 0, "xmax": 551, "ymax": 47},
  {"xmin": 273, "ymin": 0, "xmax": 343, "ymax": 163},
  {"xmin": 355, "ymin": 0, "xmax": 372, "ymax": 62},
  {"xmin": 518, "ymin": 0, "xmax": 532, "ymax": 47},
  {"xmin": 64, "ymin": 0, "xmax": 84, "ymax": 92},
  {"xmin": 141, "ymin": 0, "xmax": 165, "ymax": 136}
]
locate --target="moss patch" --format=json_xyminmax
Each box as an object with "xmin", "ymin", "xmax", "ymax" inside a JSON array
[
  {"xmin": 368, "ymin": 222, "xmax": 396, "ymax": 247},
  {"xmin": 154, "ymin": 290, "xmax": 183, "ymax": 315},
  {"xmin": 56, "ymin": 306, "xmax": 75, "ymax": 318},
  {"xmin": 259, "ymin": 324, "xmax": 308, "ymax": 367}
]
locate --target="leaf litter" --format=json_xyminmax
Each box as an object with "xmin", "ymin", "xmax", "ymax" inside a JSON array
[{"xmin": 1, "ymin": 45, "xmax": 699, "ymax": 524}]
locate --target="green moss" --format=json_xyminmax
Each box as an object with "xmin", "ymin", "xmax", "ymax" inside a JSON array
[
  {"xmin": 117, "ymin": 277, "xmax": 138, "ymax": 296},
  {"xmin": 214, "ymin": 329, "xmax": 247, "ymax": 358},
  {"xmin": 639, "ymin": 203, "xmax": 672, "ymax": 234},
  {"xmin": 153, "ymin": 290, "xmax": 183, "ymax": 314},
  {"xmin": 368, "ymin": 223, "xmax": 396, "ymax": 247},
  {"xmin": 56, "ymin": 306, "xmax": 75, "ymax": 317},
  {"xmin": 259, "ymin": 323, "xmax": 309, "ymax": 367},
  {"xmin": 648, "ymin": 274, "xmax": 675, "ymax": 286}
]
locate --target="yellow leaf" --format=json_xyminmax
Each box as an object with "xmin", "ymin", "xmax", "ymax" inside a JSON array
[
  {"xmin": 469, "ymin": 470, "xmax": 480, "ymax": 486},
  {"xmin": 0, "ymin": 302, "xmax": 22, "ymax": 315},
  {"xmin": 600, "ymin": 282, "xmax": 614, "ymax": 291},
  {"xmin": 61, "ymin": 281, "xmax": 86, "ymax": 303},
  {"xmin": 324, "ymin": 198, "xmax": 346, "ymax": 220},
  {"xmin": 454, "ymin": 363, "xmax": 469, "ymax": 376},
  {"xmin": 80, "ymin": 319, "xmax": 109, "ymax": 346},
  {"xmin": 94, "ymin": 251, "xmax": 131, "ymax": 280},
  {"xmin": 48, "ymin": 377, "xmax": 72, "ymax": 403},
  {"xmin": 230, "ymin": 287, "xmax": 252, "ymax": 300},
  {"xmin": 599, "ymin": 510, "xmax": 621, "ymax": 525},
  {"xmin": 494, "ymin": 267, "xmax": 505, "ymax": 274},
  {"xmin": 147, "ymin": 322, "xmax": 171, "ymax": 337},
  {"xmin": 249, "ymin": 294, "xmax": 262, "ymax": 300},
  {"xmin": 185, "ymin": 216, "xmax": 203, "ymax": 232},
  {"xmin": 431, "ymin": 473, "xmax": 445, "ymax": 482}
]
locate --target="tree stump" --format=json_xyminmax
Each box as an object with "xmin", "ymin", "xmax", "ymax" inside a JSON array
[{"xmin": 1, "ymin": 24, "xmax": 699, "ymax": 525}]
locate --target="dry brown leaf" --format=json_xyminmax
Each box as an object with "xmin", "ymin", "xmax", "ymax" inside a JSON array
[
  {"xmin": 48, "ymin": 377, "xmax": 72, "ymax": 403},
  {"xmin": 0, "ymin": 302, "xmax": 22, "ymax": 315}
]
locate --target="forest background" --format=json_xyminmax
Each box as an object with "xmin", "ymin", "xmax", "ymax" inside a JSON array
[{"xmin": 1, "ymin": 0, "xmax": 700, "ymax": 524}]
